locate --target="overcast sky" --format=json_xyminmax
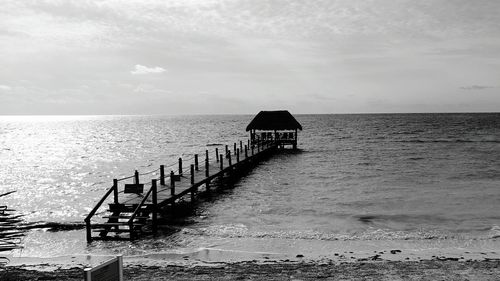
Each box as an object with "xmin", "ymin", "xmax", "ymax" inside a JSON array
[{"xmin": 1, "ymin": 0, "xmax": 499, "ymax": 115}]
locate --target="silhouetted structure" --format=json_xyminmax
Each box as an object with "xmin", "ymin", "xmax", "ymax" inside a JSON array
[
  {"xmin": 85, "ymin": 111, "xmax": 303, "ymax": 242},
  {"xmin": 246, "ymin": 110, "xmax": 302, "ymax": 149},
  {"xmin": 85, "ymin": 138, "xmax": 277, "ymax": 241}
]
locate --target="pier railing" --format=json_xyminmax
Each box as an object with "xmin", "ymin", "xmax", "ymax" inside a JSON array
[{"xmin": 85, "ymin": 138, "xmax": 278, "ymax": 241}]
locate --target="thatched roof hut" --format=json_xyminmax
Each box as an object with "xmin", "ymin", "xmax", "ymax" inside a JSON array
[
  {"xmin": 246, "ymin": 110, "xmax": 302, "ymax": 149},
  {"xmin": 246, "ymin": 110, "xmax": 302, "ymax": 131}
]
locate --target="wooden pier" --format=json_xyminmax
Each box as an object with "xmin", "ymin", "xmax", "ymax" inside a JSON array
[
  {"xmin": 85, "ymin": 110, "xmax": 303, "ymax": 242},
  {"xmin": 85, "ymin": 139, "xmax": 278, "ymax": 241}
]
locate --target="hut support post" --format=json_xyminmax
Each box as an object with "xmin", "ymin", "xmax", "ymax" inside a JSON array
[
  {"xmin": 294, "ymin": 128, "xmax": 298, "ymax": 149},
  {"xmin": 178, "ymin": 158, "xmax": 183, "ymax": 175},
  {"xmin": 216, "ymin": 148, "xmax": 219, "ymax": 162}
]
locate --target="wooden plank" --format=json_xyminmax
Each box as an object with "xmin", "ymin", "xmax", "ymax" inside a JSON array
[{"xmin": 84, "ymin": 255, "xmax": 123, "ymax": 281}]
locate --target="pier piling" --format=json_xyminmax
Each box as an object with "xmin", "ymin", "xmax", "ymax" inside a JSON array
[
  {"xmin": 160, "ymin": 165, "xmax": 165, "ymax": 185},
  {"xmin": 134, "ymin": 170, "xmax": 139, "ymax": 184}
]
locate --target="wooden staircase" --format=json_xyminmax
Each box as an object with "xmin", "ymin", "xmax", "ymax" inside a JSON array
[
  {"xmin": 89, "ymin": 203, "xmax": 154, "ymax": 240},
  {"xmin": 85, "ymin": 176, "xmax": 160, "ymax": 241}
]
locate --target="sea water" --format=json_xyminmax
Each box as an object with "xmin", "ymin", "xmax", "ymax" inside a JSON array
[{"xmin": 1, "ymin": 113, "xmax": 499, "ymax": 263}]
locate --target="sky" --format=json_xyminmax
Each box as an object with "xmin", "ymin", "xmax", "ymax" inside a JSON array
[{"xmin": 0, "ymin": 0, "xmax": 499, "ymax": 115}]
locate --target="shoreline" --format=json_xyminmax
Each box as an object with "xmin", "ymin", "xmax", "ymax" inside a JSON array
[
  {"xmin": 1, "ymin": 258, "xmax": 499, "ymax": 280},
  {"xmin": 3, "ymin": 233, "xmax": 500, "ymax": 270},
  {"xmin": 2, "ymin": 239, "xmax": 499, "ymax": 280}
]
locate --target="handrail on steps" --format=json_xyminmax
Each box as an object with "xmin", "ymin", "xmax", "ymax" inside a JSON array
[
  {"xmin": 127, "ymin": 179, "xmax": 157, "ymax": 240},
  {"xmin": 85, "ymin": 180, "xmax": 118, "ymax": 242},
  {"xmin": 85, "ymin": 182, "xmax": 117, "ymax": 223}
]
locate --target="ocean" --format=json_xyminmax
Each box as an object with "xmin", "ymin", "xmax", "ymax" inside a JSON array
[{"xmin": 1, "ymin": 113, "xmax": 499, "ymax": 263}]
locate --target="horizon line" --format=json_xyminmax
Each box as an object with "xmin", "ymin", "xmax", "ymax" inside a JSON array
[{"xmin": 1, "ymin": 111, "xmax": 500, "ymax": 117}]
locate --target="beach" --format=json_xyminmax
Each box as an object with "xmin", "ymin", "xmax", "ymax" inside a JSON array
[
  {"xmin": 2, "ymin": 259, "xmax": 500, "ymax": 280},
  {"xmin": 2, "ymin": 238, "xmax": 500, "ymax": 280}
]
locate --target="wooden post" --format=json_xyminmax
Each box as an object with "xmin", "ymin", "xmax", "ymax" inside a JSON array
[
  {"xmin": 86, "ymin": 219, "xmax": 91, "ymax": 242},
  {"xmin": 178, "ymin": 158, "xmax": 183, "ymax": 175},
  {"xmin": 152, "ymin": 179, "xmax": 158, "ymax": 234},
  {"xmin": 205, "ymin": 157, "xmax": 209, "ymax": 177},
  {"xmin": 160, "ymin": 165, "xmax": 165, "ymax": 185},
  {"xmin": 225, "ymin": 145, "xmax": 229, "ymax": 158},
  {"xmin": 216, "ymin": 148, "xmax": 219, "ymax": 162},
  {"xmin": 219, "ymin": 154, "xmax": 224, "ymax": 182},
  {"xmin": 129, "ymin": 221, "xmax": 135, "ymax": 241},
  {"xmin": 134, "ymin": 170, "xmax": 139, "ymax": 184},
  {"xmin": 248, "ymin": 139, "xmax": 250, "ymax": 149},
  {"xmin": 240, "ymin": 140, "xmax": 243, "ymax": 151},
  {"xmin": 170, "ymin": 171, "xmax": 175, "ymax": 196},
  {"xmin": 234, "ymin": 143, "xmax": 237, "ymax": 154},
  {"xmin": 190, "ymin": 164, "xmax": 195, "ymax": 185},
  {"xmin": 205, "ymin": 150, "xmax": 209, "ymax": 163},
  {"xmin": 113, "ymin": 179, "xmax": 118, "ymax": 204},
  {"xmin": 228, "ymin": 150, "xmax": 232, "ymax": 167},
  {"xmin": 205, "ymin": 156, "xmax": 210, "ymax": 190},
  {"xmin": 245, "ymin": 145, "xmax": 248, "ymax": 158},
  {"xmin": 190, "ymin": 164, "xmax": 195, "ymax": 202},
  {"xmin": 236, "ymin": 148, "xmax": 240, "ymax": 163},
  {"xmin": 194, "ymin": 154, "xmax": 199, "ymax": 171},
  {"xmin": 294, "ymin": 128, "xmax": 298, "ymax": 149}
]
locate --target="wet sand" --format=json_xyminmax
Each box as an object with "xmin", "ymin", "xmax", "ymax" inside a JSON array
[
  {"xmin": 1, "ymin": 259, "xmax": 500, "ymax": 280},
  {"xmin": 2, "ymin": 238, "xmax": 500, "ymax": 280}
]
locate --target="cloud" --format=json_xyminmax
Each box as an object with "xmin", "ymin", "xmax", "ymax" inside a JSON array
[
  {"xmin": 460, "ymin": 85, "xmax": 495, "ymax": 90},
  {"xmin": 131, "ymin": 64, "xmax": 166, "ymax": 75},
  {"xmin": 0, "ymin": 85, "xmax": 12, "ymax": 91}
]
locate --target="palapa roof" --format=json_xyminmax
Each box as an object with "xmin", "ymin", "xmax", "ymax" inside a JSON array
[{"xmin": 246, "ymin": 110, "xmax": 302, "ymax": 131}]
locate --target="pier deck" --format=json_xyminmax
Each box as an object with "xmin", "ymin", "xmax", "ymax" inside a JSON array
[{"xmin": 85, "ymin": 139, "xmax": 278, "ymax": 241}]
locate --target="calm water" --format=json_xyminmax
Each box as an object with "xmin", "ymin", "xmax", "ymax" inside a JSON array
[{"xmin": 1, "ymin": 113, "xmax": 499, "ymax": 259}]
